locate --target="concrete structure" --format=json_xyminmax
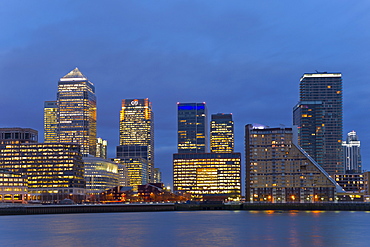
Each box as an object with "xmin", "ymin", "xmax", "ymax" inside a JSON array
[
  {"xmin": 0, "ymin": 169, "xmax": 28, "ymax": 204},
  {"xmin": 293, "ymin": 72, "xmax": 343, "ymax": 175},
  {"xmin": 0, "ymin": 128, "xmax": 38, "ymax": 148},
  {"xmin": 334, "ymin": 173, "xmax": 364, "ymax": 193},
  {"xmin": 210, "ymin": 113, "xmax": 234, "ymax": 153},
  {"xmin": 177, "ymin": 102, "xmax": 208, "ymax": 153},
  {"xmin": 245, "ymin": 124, "xmax": 343, "ymax": 203}
]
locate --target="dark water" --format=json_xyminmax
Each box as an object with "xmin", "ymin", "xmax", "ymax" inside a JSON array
[{"xmin": 1, "ymin": 210, "xmax": 370, "ymax": 247}]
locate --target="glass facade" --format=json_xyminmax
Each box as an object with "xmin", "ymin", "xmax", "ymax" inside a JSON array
[
  {"xmin": 44, "ymin": 101, "xmax": 58, "ymax": 143},
  {"xmin": 96, "ymin": 138, "xmax": 108, "ymax": 159},
  {"xmin": 173, "ymin": 153, "xmax": 241, "ymax": 199},
  {"xmin": 245, "ymin": 124, "xmax": 341, "ymax": 203},
  {"xmin": 177, "ymin": 103, "xmax": 208, "ymax": 153},
  {"xmin": 0, "ymin": 169, "xmax": 28, "ymax": 204},
  {"xmin": 342, "ymin": 131, "xmax": 362, "ymax": 174},
  {"xmin": 118, "ymin": 98, "xmax": 154, "ymax": 182},
  {"xmin": 0, "ymin": 143, "xmax": 85, "ymax": 203},
  {"xmin": 57, "ymin": 68, "xmax": 97, "ymax": 156},
  {"xmin": 293, "ymin": 72, "xmax": 343, "ymax": 175},
  {"xmin": 113, "ymin": 157, "xmax": 148, "ymax": 191},
  {"xmin": 210, "ymin": 113, "xmax": 234, "ymax": 153},
  {"xmin": 83, "ymin": 157, "xmax": 119, "ymax": 194}
]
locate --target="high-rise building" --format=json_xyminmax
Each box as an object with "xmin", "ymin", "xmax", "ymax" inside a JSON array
[
  {"xmin": 173, "ymin": 153, "xmax": 241, "ymax": 200},
  {"xmin": 57, "ymin": 68, "xmax": 97, "ymax": 156},
  {"xmin": 177, "ymin": 102, "xmax": 207, "ymax": 153},
  {"xmin": 96, "ymin": 138, "xmax": 108, "ymax": 160},
  {"xmin": 245, "ymin": 124, "xmax": 343, "ymax": 203},
  {"xmin": 0, "ymin": 128, "xmax": 38, "ymax": 149},
  {"xmin": 293, "ymin": 72, "xmax": 343, "ymax": 175},
  {"xmin": 44, "ymin": 101, "xmax": 58, "ymax": 143},
  {"xmin": 210, "ymin": 113, "xmax": 234, "ymax": 153},
  {"xmin": 118, "ymin": 98, "xmax": 154, "ymax": 182},
  {"xmin": 342, "ymin": 131, "xmax": 362, "ymax": 174}
]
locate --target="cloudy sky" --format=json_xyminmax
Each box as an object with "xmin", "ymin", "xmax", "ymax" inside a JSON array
[{"xmin": 1, "ymin": 1, "xmax": 370, "ymax": 185}]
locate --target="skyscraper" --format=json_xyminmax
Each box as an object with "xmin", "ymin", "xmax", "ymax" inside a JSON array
[
  {"xmin": 118, "ymin": 98, "xmax": 154, "ymax": 182},
  {"xmin": 177, "ymin": 102, "xmax": 207, "ymax": 153},
  {"xmin": 57, "ymin": 68, "xmax": 97, "ymax": 156},
  {"xmin": 44, "ymin": 101, "xmax": 58, "ymax": 143},
  {"xmin": 343, "ymin": 131, "xmax": 362, "ymax": 173},
  {"xmin": 210, "ymin": 113, "xmax": 234, "ymax": 153},
  {"xmin": 293, "ymin": 72, "xmax": 343, "ymax": 175}
]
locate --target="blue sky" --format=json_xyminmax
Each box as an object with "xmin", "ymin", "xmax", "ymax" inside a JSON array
[{"xmin": 1, "ymin": 1, "xmax": 370, "ymax": 185}]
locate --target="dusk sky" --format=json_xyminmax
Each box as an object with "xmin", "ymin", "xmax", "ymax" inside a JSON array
[{"xmin": 1, "ymin": 1, "xmax": 370, "ymax": 185}]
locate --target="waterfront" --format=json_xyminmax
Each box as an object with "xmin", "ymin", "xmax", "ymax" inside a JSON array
[{"xmin": 1, "ymin": 210, "xmax": 370, "ymax": 247}]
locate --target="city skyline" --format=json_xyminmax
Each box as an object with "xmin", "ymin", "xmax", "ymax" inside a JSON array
[{"xmin": 1, "ymin": 1, "xmax": 370, "ymax": 184}]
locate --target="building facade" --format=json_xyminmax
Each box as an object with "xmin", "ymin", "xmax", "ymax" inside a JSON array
[
  {"xmin": 57, "ymin": 68, "xmax": 97, "ymax": 156},
  {"xmin": 0, "ymin": 142, "xmax": 85, "ymax": 203},
  {"xmin": 293, "ymin": 72, "xmax": 343, "ymax": 175},
  {"xmin": 43, "ymin": 101, "xmax": 58, "ymax": 143},
  {"xmin": 0, "ymin": 128, "xmax": 38, "ymax": 148},
  {"xmin": 334, "ymin": 173, "xmax": 364, "ymax": 193},
  {"xmin": 0, "ymin": 169, "xmax": 28, "ymax": 204},
  {"xmin": 210, "ymin": 113, "xmax": 234, "ymax": 153},
  {"xmin": 83, "ymin": 156, "xmax": 119, "ymax": 194},
  {"xmin": 118, "ymin": 98, "xmax": 154, "ymax": 182},
  {"xmin": 173, "ymin": 153, "xmax": 241, "ymax": 200},
  {"xmin": 177, "ymin": 102, "xmax": 208, "ymax": 153},
  {"xmin": 343, "ymin": 131, "xmax": 362, "ymax": 174},
  {"xmin": 245, "ymin": 124, "xmax": 342, "ymax": 203},
  {"xmin": 96, "ymin": 138, "xmax": 108, "ymax": 160}
]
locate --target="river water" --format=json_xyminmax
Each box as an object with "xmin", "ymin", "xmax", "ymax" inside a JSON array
[{"xmin": 1, "ymin": 210, "xmax": 369, "ymax": 247}]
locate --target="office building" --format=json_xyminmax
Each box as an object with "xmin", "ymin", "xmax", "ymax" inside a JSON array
[
  {"xmin": 210, "ymin": 113, "xmax": 234, "ymax": 153},
  {"xmin": 83, "ymin": 156, "xmax": 120, "ymax": 194},
  {"xmin": 0, "ymin": 142, "xmax": 85, "ymax": 203},
  {"xmin": 343, "ymin": 131, "xmax": 362, "ymax": 174},
  {"xmin": 0, "ymin": 128, "xmax": 38, "ymax": 148},
  {"xmin": 173, "ymin": 153, "xmax": 241, "ymax": 200},
  {"xmin": 43, "ymin": 101, "xmax": 58, "ymax": 143},
  {"xmin": 118, "ymin": 99, "xmax": 154, "ymax": 181},
  {"xmin": 113, "ymin": 157, "xmax": 148, "ymax": 191},
  {"xmin": 57, "ymin": 68, "xmax": 97, "ymax": 156},
  {"xmin": 96, "ymin": 138, "xmax": 108, "ymax": 159},
  {"xmin": 245, "ymin": 124, "xmax": 343, "ymax": 203},
  {"xmin": 177, "ymin": 102, "xmax": 207, "ymax": 153},
  {"xmin": 293, "ymin": 72, "xmax": 343, "ymax": 175},
  {"xmin": 0, "ymin": 169, "xmax": 28, "ymax": 204}
]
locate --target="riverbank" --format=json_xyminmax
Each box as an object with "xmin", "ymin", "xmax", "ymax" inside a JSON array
[{"xmin": 1, "ymin": 202, "xmax": 370, "ymax": 215}]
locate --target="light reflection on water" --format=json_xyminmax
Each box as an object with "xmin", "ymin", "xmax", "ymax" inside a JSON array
[{"xmin": 0, "ymin": 210, "xmax": 369, "ymax": 247}]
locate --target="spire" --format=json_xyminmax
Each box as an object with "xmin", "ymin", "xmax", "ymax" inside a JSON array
[{"xmin": 62, "ymin": 67, "xmax": 87, "ymax": 79}]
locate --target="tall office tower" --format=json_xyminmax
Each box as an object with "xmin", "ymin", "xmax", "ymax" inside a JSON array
[
  {"xmin": 177, "ymin": 102, "xmax": 207, "ymax": 153},
  {"xmin": 245, "ymin": 124, "xmax": 343, "ymax": 203},
  {"xmin": 210, "ymin": 113, "xmax": 234, "ymax": 153},
  {"xmin": 44, "ymin": 101, "xmax": 58, "ymax": 143},
  {"xmin": 293, "ymin": 72, "xmax": 343, "ymax": 175},
  {"xmin": 342, "ymin": 131, "xmax": 362, "ymax": 174},
  {"xmin": 57, "ymin": 68, "xmax": 97, "ymax": 156},
  {"xmin": 118, "ymin": 98, "xmax": 154, "ymax": 182}
]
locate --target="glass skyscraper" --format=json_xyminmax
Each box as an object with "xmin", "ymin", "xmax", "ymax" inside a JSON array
[
  {"xmin": 44, "ymin": 101, "xmax": 58, "ymax": 143},
  {"xmin": 118, "ymin": 98, "xmax": 154, "ymax": 183},
  {"xmin": 210, "ymin": 113, "xmax": 234, "ymax": 153},
  {"xmin": 177, "ymin": 102, "xmax": 207, "ymax": 153},
  {"xmin": 57, "ymin": 68, "xmax": 97, "ymax": 156},
  {"xmin": 343, "ymin": 131, "xmax": 362, "ymax": 174},
  {"xmin": 293, "ymin": 72, "xmax": 343, "ymax": 175}
]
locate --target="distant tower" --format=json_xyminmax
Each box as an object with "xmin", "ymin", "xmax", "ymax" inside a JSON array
[
  {"xmin": 118, "ymin": 98, "xmax": 154, "ymax": 182},
  {"xmin": 293, "ymin": 72, "xmax": 343, "ymax": 175},
  {"xmin": 44, "ymin": 101, "xmax": 58, "ymax": 143},
  {"xmin": 177, "ymin": 102, "xmax": 207, "ymax": 153},
  {"xmin": 96, "ymin": 138, "xmax": 108, "ymax": 160},
  {"xmin": 210, "ymin": 113, "xmax": 234, "ymax": 153},
  {"xmin": 57, "ymin": 68, "xmax": 97, "ymax": 156},
  {"xmin": 343, "ymin": 131, "xmax": 362, "ymax": 173}
]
